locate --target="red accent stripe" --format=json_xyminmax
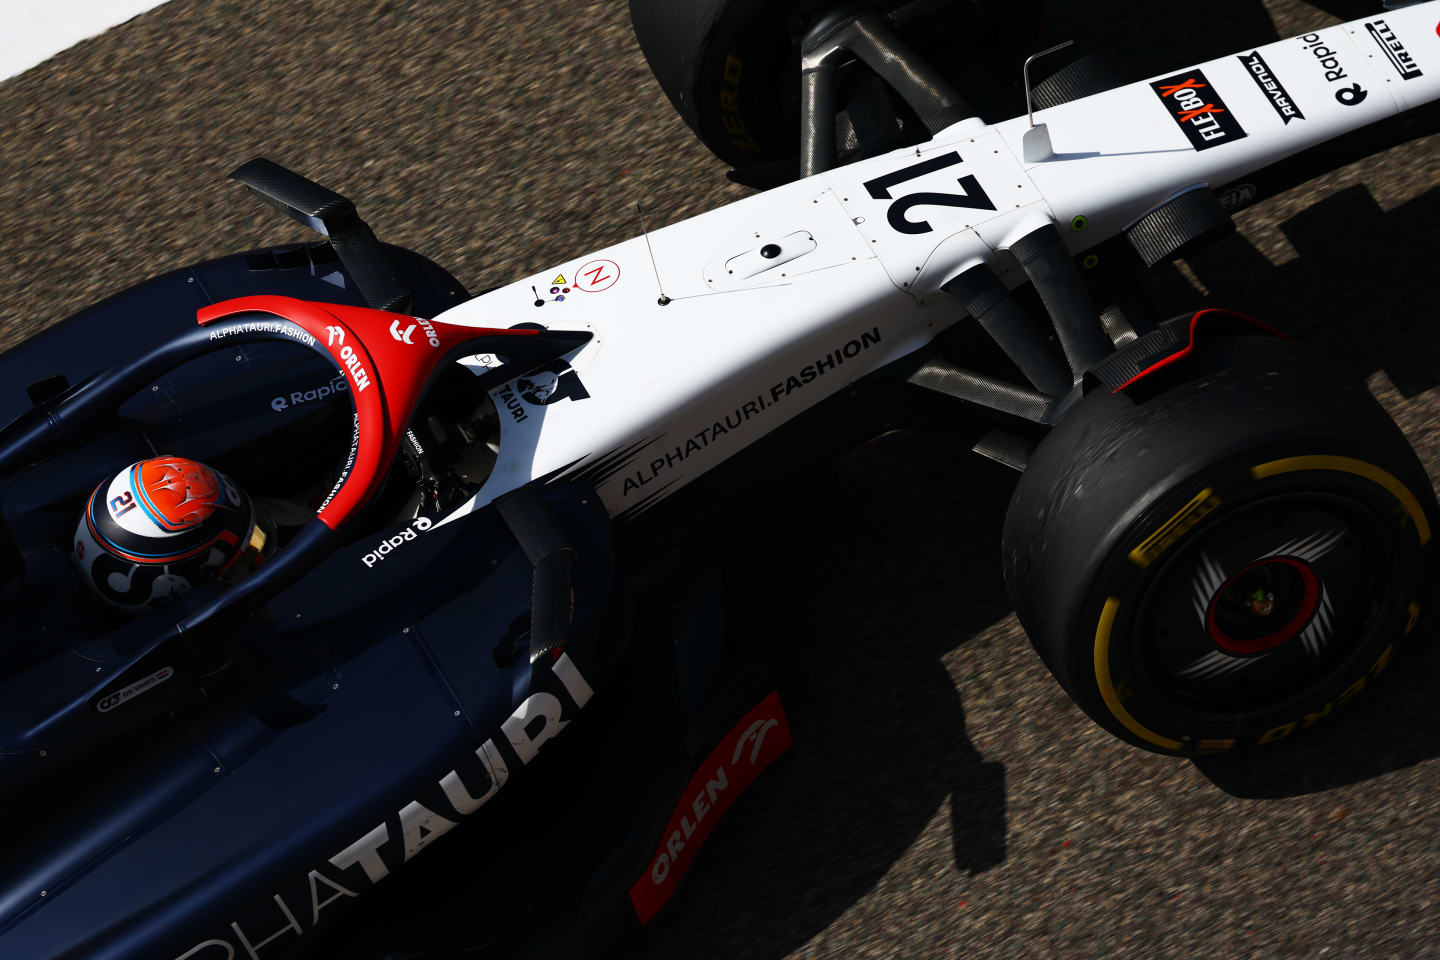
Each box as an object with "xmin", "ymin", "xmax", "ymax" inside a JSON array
[
  {"xmin": 1111, "ymin": 308, "xmax": 1292, "ymax": 394},
  {"xmin": 1207, "ymin": 557, "xmax": 1320, "ymax": 655},
  {"xmin": 629, "ymin": 692, "xmax": 793, "ymax": 925},
  {"xmin": 88, "ymin": 513, "xmax": 233, "ymax": 565}
]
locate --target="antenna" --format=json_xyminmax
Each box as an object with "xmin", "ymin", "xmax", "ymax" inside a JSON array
[
  {"xmin": 1021, "ymin": 40, "xmax": 1075, "ymax": 163},
  {"xmin": 636, "ymin": 202, "xmax": 670, "ymax": 306}
]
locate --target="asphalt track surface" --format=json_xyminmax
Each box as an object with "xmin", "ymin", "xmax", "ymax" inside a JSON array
[{"xmin": 2, "ymin": 1, "xmax": 1440, "ymax": 958}]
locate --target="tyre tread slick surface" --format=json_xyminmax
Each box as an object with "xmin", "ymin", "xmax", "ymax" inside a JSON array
[
  {"xmin": 629, "ymin": 0, "xmax": 814, "ymax": 167},
  {"xmin": 1004, "ymin": 334, "xmax": 1439, "ymax": 755}
]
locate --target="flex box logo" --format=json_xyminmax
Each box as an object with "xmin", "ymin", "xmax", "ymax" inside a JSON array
[{"xmin": 1151, "ymin": 70, "xmax": 1247, "ymax": 151}]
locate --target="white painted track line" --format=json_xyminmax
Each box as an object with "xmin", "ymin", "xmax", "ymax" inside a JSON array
[{"xmin": 1, "ymin": 0, "xmax": 171, "ymax": 83}]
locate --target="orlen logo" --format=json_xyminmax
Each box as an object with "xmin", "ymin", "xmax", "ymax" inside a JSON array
[
  {"xmin": 324, "ymin": 325, "xmax": 373, "ymax": 392},
  {"xmin": 271, "ymin": 375, "xmax": 348, "ymax": 412},
  {"xmin": 96, "ymin": 666, "xmax": 174, "ymax": 713},
  {"xmin": 390, "ymin": 317, "xmax": 441, "ymax": 348},
  {"xmin": 362, "ymin": 516, "xmax": 433, "ymax": 568},
  {"xmin": 629, "ymin": 691, "xmax": 793, "ymax": 925}
]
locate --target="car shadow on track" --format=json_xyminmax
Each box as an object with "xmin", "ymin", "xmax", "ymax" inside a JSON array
[
  {"xmin": 1040, "ymin": 0, "xmax": 1282, "ymax": 88},
  {"xmin": 1149, "ymin": 184, "xmax": 1440, "ymax": 401},
  {"xmin": 1141, "ymin": 184, "xmax": 1440, "ymax": 797},
  {"xmin": 1194, "ymin": 611, "xmax": 1440, "ymax": 798},
  {"xmin": 639, "ymin": 181, "xmax": 1440, "ymax": 949},
  {"xmin": 638, "ymin": 422, "xmax": 1016, "ymax": 960}
]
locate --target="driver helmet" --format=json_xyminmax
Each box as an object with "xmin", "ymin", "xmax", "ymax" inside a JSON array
[{"xmin": 73, "ymin": 456, "xmax": 275, "ymax": 613}]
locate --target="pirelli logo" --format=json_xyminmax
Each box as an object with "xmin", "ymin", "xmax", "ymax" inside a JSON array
[
  {"xmin": 1366, "ymin": 19, "xmax": 1423, "ymax": 80},
  {"xmin": 1129, "ymin": 487, "xmax": 1222, "ymax": 567}
]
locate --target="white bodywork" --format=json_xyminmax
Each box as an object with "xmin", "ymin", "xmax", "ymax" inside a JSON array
[{"xmin": 434, "ymin": 4, "xmax": 1440, "ymax": 524}]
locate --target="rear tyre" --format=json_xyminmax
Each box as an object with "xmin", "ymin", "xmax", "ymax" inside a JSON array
[{"xmin": 1003, "ymin": 331, "xmax": 1436, "ymax": 755}]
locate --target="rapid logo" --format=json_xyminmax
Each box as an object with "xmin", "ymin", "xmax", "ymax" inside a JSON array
[
  {"xmin": 271, "ymin": 375, "xmax": 347, "ymax": 412},
  {"xmin": 630, "ymin": 691, "xmax": 793, "ymax": 925},
  {"xmin": 1238, "ymin": 51, "xmax": 1303, "ymax": 124},
  {"xmin": 1366, "ymin": 19, "xmax": 1423, "ymax": 80},
  {"xmin": 361, "ymin": 515, "xmax": 434, "ymax": 568},
  {"xmin": 1298, "ymin": 33, "xmax": 1368, "ymax": 105},
  {"xmin": 1150, "ymin": 70, "xmax": 1246, "ymax": 150}
]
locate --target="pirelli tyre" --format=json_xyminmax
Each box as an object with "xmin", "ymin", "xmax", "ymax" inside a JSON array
[
  {"xmin": 1002, "ymin": 329, "xmax": 1437, "ymax": 756},
  {"xmin": 627, "ymin": 0, "xmax": 1013, "ymax": 171},
  {"xmin": 628, "ymin": 0, "xmax": 851, "ymax": 168}
]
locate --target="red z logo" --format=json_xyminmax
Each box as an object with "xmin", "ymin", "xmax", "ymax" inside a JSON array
[{"xmin": 574, "ymin": 259, "xmax": 620, "ymax": 293}]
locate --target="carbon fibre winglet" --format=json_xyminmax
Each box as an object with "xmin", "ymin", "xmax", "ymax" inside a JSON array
[
  {"xmin": 495, "ymin": 485, "xmax": 579, "ymax": 673},
  {"xmin": 230, "ymin": 157, "xmax": 411, "ymax": 313}
]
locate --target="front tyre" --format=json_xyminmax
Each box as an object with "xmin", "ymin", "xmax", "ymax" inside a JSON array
[{"xmin": 1003, "ymin": 331, "xmax": 1436, "ymax": 755}]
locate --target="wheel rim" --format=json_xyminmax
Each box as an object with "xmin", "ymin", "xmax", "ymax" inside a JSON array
[{"xmin": 1132, "ymin": 493, "xmax": 1398, "ymax": 717}]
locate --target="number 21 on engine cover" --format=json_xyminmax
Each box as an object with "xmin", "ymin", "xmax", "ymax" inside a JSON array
[{"xmin": 825, "ymin": 129, "xmax": 1039, "ymax": 292}]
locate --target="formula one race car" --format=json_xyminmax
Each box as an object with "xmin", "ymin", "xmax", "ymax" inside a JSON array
[{"xmin": 2, "ymin": 2, "xmax": 1439, "ymax": 958}]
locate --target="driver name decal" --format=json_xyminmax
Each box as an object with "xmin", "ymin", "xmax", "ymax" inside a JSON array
[
  {"xmin": 96, "ymin": 666, "xmax": 174, "ymax": 713},
  {"xmin": 1150, "ymin": 70, "xmax": 1247, "ymax": 150}
]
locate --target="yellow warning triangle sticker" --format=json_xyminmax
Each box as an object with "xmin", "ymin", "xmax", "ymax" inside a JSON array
[{"xmin": 552, "ymin": 274, "xmax": 567, "ymax": 285}]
